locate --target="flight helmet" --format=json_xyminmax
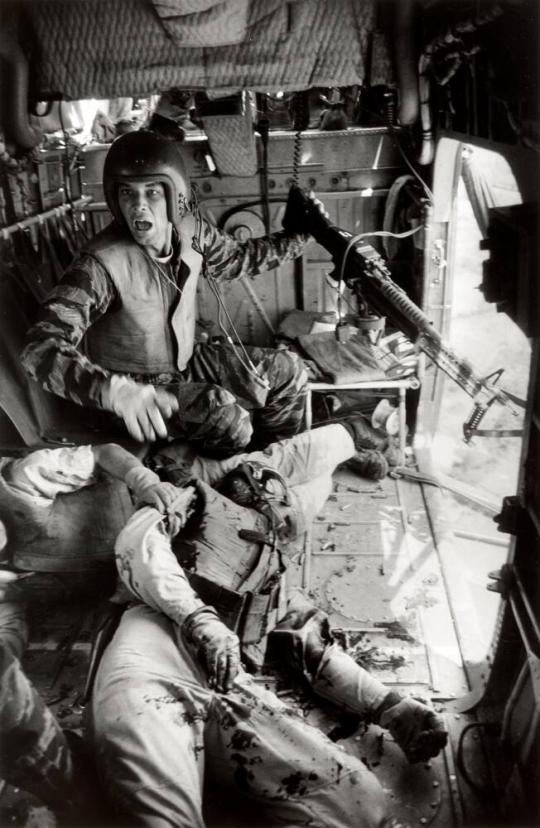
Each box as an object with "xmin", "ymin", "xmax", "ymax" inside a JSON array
[{"xmin": 103, "ymin": 130, "xmax": 190, "ymax": 225}]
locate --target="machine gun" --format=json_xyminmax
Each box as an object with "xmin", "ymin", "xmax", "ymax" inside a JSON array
[{"xmin": 283, "ymin": 185, "xmax": 522, "ymax": 442}]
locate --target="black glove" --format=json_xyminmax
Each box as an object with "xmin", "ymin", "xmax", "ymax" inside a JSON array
[{"xmin": 282, "ymin": 184, "xmax": 330, "ymax": 237}]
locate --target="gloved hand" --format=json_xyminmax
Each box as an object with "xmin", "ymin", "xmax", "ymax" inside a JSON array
[
  {"xmin": 182, "ymin": 606, "xmax": 242, "ymax": 693},
  {"xmin": 102, "ymin": 375, "xmax": 179, "ymax": 442},
  {"xmin": 379, "ymin": 695, "xmax": 448, "ymax": 763},
  {"xmin": 124, "ymin": 468, "xmax": 196, "ymax": 536},
  {"xmin": 282, "ymin": 184, "xmax": 330, "ymax": 237}
]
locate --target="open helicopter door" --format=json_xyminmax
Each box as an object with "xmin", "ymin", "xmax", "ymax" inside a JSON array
[{"xmin": 416, "ymin": 132, "xmax": 539, "ymax": 826}]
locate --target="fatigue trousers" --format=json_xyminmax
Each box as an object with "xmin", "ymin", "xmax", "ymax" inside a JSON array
[
  {"xmin": 167, "ymin": 342, "xmax": 308, "ymax": 452},
  {"xmin": 90, "ymin": 605, "xmax": 390, "ymax": 828},
  {"xmin": 89, "ymin": 425, "xmax": 393, "ymax": 827},
  {"xmin": 0, "ymin": 604, "xmax": 75, "ymax": 812}
]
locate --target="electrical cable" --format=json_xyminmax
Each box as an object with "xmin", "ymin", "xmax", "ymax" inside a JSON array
[
  {"xmin": 167, "ymin": 195, "xmax": 269, "ymax": 386},
  {"xmin": 338, "ymin": 226, "xmax": 424, "ymax": 296},
  {"xmin": 455, "ymin": 720, "xmax": 498, "ymax": 798},
  {"xmin": 356, "ymin": 101, "xmax": 435, "ymax": 204},
  {"xmin": 323, "ymin": 273, "xmax": 357, "ymax": 314},
  {"xmin": 382, "ymin": 174, "xmax": 416, "ymax": 258},
  {"xmin": 143, "ymin": 242, "xmax": 267, "ymax": 385},
  {"xmin": 392, "ymin": 133, "xmax": 435, "ymax": 203},
  {"xmin": 205, "ymin": 274, "xmax": 270, "ymax": 385},
  {"xmin": 142, "ymin": 249, "xmax": 182, "ymax": 299},
  {"xmin": 324, "ymin": 225, "xmax": 423, "ymax": 322},
  {"xmin": 379, "ymin": 113, "xmax": 434, "ymax": 203}
]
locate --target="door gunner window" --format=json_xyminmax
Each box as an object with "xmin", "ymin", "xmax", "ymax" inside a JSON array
[
  {"xmin": 428, "ymin": 142, "xmax": 531, "ymax": 685},
  {"xmin": 432, "ymin": 145, "xmax": 530, "ymax": 500}
]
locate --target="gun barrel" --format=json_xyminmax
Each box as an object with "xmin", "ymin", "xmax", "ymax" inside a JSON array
[{"xmin": 285, "ymin": 186, "xmax": 514, "ymax": 412}]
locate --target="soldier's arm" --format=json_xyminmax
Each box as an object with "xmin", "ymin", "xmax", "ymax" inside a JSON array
[
  {"xmin": 92, "ymin": 442, "xmax": 144, "ymax": 480},
  {"xmin": 95, "ymin": 442, "xmax": 241, "ymax": 691},
  {"xmin": 93, "ymin": 443, "xmax": 195, "ymax": 535},
  {"xmin": 200, "ymin": 217, "xmax": 307, "ymax": 282},
  {"xmin": 20, "ymin": 257, "xmax": 115, "ymax": 408},
  {"xmin": 100, "ymin": 446, "xmax": 205, "ymax": 629}
]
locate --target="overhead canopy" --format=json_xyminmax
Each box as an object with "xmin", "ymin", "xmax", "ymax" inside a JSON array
[{"xmin": 20, "ymin": 0, "xmax": 394, "ymax": 100}]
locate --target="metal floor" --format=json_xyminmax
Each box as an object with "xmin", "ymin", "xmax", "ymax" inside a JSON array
[
  {"xmin": 285, "ymin": 465, "xmax": 469, "ymax": 828},
  {"xmin": 0, "ymin": 464, "xmax": 490, "ymax": 828}
]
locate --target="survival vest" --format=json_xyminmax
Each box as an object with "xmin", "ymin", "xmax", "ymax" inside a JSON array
[
  {"xmin": 82, "ymin": 217, "xmax": 202, "ymax": 374},
  {"xmin": 174, "ymin": 481, "xmax": 286, "ymax": 646}
]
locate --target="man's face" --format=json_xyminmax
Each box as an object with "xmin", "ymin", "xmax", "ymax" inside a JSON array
[{"xmin": 117, "ymin": 181, "xmax": 170, "ymax": 256}]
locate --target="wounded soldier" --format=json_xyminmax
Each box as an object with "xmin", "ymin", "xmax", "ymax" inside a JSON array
[{"xmin": 0, "ymin": 422, "xmax": 446, "ymax": 827}]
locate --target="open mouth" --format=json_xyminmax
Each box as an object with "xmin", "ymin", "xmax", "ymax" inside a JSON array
[{"xmin": 134, "ymin": 219, "xmax": 152, "ymax": 232}]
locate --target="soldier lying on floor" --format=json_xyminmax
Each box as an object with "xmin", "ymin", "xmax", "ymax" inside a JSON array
[{"xmin": 0, "ymin": 422, "xmax": 446, "ymax": 828}]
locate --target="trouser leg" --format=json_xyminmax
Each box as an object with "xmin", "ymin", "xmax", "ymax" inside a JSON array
[
  {"xmin": 311, "ymin": 643, "xmax": 389, "ymax": 714},
  {"xmin": 90, "ymin": 604, "xmax": 390, "ymax": 828},
  {"xmin": 271, "ymin": 593, "xmax": 447, "ymax": 764},
  {"xmin": 180, "ymin": 422, "xmax": 355, "ymax": 489},
  {"xmin": 0, "ymin": 603, "xmax": 75, "ymax": 812},
  {"xmin": 205, "ymin": 672, "xmax": 389, "ymax": 828},
  {"xmin": 245, "ymin": 345, "xmax": 308, "ymax": 445},
  {"xmin": 89, "ymin": 604, "xmax": 209, "ymax": 828},
  {"xmin": 188, "ymin": 342, "xmax": 308, "ymax": 446},
  {"xmin": 270, "ymin": 591, "xmax": 388, "ymax": 716},
  {"xmin": 312, "ymin": 645, "xmax": 448, "ymax": 764}
]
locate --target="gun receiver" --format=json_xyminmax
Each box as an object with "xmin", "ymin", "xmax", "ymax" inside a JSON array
[{"xmin": 283, "ymin": 185, "xmax": 520, "ymax": 441}]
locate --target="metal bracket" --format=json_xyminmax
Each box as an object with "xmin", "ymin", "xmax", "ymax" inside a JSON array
[
  {"xmin": 493, "ymin": 495, "xmax": 526, "ymax": 536},
  {"xmin": 487, "ymin": 563, "xmax": 514, "ymax": 597}
]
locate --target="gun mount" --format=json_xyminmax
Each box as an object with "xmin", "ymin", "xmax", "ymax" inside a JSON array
[{"xmin": 283, "ymin": 185, "xmax": 522, "ymax": 442}]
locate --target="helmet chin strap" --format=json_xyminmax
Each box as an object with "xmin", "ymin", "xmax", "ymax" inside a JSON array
[{"xmin": 163, "ymin": 222, "xmax": 173, "ymax": 257}]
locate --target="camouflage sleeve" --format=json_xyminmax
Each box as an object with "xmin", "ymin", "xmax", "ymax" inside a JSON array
[
  {"xmin": 20, "ymin": 256, "xmax": 116, "ymax": 408},
  {"xmin": 200, "ymin": 218, "xmax": 307, "ymax": 282}
]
